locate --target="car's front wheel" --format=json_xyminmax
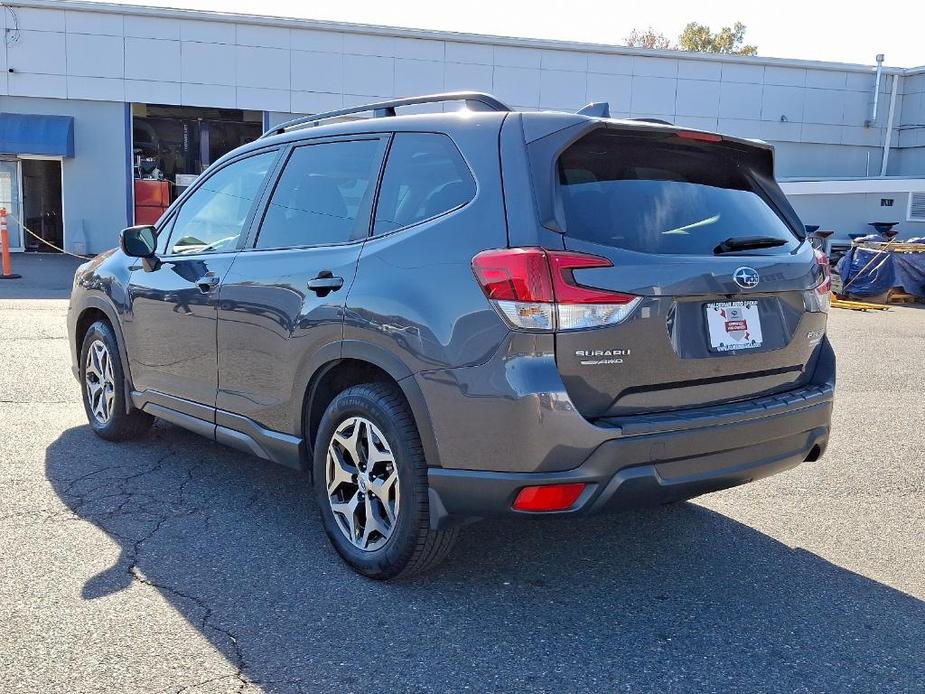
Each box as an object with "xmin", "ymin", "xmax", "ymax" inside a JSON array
[
  {"xmin": 79, "ymin": 320, "xmax": 154, "ymax": 441},
  {"xmin": 313, "ymin": 382, "xmax": 457, "ymax": 579}
]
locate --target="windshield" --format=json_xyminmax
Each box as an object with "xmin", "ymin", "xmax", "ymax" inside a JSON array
[{"xmin": 557, "ymin": 131, "xmax": 799, "ymax": 255}]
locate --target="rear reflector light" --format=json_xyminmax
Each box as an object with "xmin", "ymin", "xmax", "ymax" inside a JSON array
[
  {"xmin": 472, "ymin": 248, "xmax": 641, "ymax": 331},
  {"xmin": 513, "ymin": 483, "xmax": 586, "ymax": 512},
  {"xmin": 676, "ymin": 130, "xmax": 723, "ymax": 143}
]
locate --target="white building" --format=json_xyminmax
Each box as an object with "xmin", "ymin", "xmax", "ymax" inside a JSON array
[{"xmin": 1, "ymin": 0, "xmax": 923, "ymax": 254}]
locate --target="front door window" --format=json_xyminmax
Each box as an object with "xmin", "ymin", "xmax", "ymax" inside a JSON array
[{"xmin": 163, "ymin": 151, "xmax": 277, "ymax": 256}]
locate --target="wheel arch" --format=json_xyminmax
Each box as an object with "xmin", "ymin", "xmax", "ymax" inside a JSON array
[
  {"xmin": 299, "ymin": 340, "xmax": 441, "ymax": 472},
  {"xmin": 74, "ymin": 297, "xmax": 136, "ymax": 414}
]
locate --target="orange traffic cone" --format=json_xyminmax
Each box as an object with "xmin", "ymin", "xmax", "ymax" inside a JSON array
[{"xmin": 0, "ymin": 208, "xmax": 21, "ymax": 280}]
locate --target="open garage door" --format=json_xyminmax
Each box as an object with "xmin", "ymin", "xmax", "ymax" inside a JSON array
[{"xmin": 131, "ymin": 104, "xmax": 263, "ymax": 225}]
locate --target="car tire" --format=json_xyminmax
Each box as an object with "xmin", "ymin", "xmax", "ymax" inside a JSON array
[
  {"xmin": 313, "ymin": 382, "xmax": 457, "ymax": 579},
  {"xmin": 79, "ymin": 320, "xmax": 154, "ymax": 441}
]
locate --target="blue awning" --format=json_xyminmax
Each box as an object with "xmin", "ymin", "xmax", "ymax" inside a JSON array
[{"xmin": 0, "ymin": 113, "xmax": 75, "ymax": 157}]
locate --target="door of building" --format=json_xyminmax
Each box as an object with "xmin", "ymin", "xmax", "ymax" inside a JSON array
[
  {"xmin": 0, "ymin": 160, "xmax": 24, "ymax": 251},
  {"xmin": 21, "ymin": 159, "xmax": 64, "ymax": 253}
]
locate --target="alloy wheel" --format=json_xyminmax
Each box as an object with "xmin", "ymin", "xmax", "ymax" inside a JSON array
[
  {"xmin": 326, "ymin": 416, "xmax": 400, "ymax": 551},
  {"xmin": 85, "ymin": 339, "xmax": 115, "ymax": 424}
]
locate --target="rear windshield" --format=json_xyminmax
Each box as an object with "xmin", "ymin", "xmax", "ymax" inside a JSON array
[{"xmin": 556, "ymin": 130, "xmax": 799, "ymax": 255}]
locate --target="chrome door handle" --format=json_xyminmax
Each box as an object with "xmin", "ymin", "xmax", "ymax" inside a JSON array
[
  {"xmin": 196, "ymin": 274, "xmax": 220, "ymax": 292},
  {"xmin": 307, "ymin": 272, "xmax": 344, "ymax": 295}
]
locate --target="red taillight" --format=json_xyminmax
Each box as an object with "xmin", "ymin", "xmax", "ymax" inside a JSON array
[
  {"xmin": 547, "ymin": 251, "xmax": 636, "ymax": 305},
  {"xmin": 472, "ymin": 248, "xmax": 636, "ymax": 304},
  {"xmin": 814, "ymin": 248, "xmax": 831, "ymax": 294},
  {"xmin": 676, "ymin": 130, "xmax": 723, "ymax": 143},
  {"xmin": 471, "ymin": 248, "xmax": 554, "ymax": 302},
  {"xmin": 513, "ymin": 483, "xmax": 586, "ymax": 512},
  {"xmin": 472, "ymin": 248, "xmax": 642, "ymax": 331}
]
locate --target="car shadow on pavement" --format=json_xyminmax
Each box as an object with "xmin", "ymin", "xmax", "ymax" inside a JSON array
[{"xmin": 46, "ymin": 422, "xmax": 924, "ymax": 693}]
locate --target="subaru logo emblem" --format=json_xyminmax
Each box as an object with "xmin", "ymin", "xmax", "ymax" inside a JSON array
[{"xmin": 733, "ymin": 267, "xmax": 760, "ymax": 289}]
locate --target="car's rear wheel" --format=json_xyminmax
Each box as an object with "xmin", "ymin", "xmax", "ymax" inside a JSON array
[
  {"xmin": 79, "ymin": 320, "xmax": 154, "ymax": 441},
  {"xmin": 313, "ymin": 382, "xmax": 457, "ymax": 579}
]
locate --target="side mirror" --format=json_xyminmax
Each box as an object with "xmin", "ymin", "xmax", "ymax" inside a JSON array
[{"xmin": 120, "ymin": 225, "xmax": 157, "ymax": 258}]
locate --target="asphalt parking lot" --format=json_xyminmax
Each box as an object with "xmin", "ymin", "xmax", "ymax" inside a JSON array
[{"xmin": 1, "ymin": 255, "xmax": 923, "ymax": 693}]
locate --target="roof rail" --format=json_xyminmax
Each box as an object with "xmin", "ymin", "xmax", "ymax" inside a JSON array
[
  {"xmin": 630, "ymin": 117, "xmax": 673, "ymax": 125},
  {"xmin": 261, "ymin": 92, "xmax": 511, "ymax": 139}
]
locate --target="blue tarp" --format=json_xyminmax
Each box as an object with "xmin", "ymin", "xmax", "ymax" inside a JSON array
[
  {"xmin": 838, "ymin": 244, "xmax": 925, "ymax": 297},
  {"xmin": 0, "ymin": 113, "xmax": 75, "ymax": 157}
]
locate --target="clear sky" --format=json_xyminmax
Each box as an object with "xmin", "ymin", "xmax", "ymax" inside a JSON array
[{"xmin": 102, "ymin": 0, "xmax": 921, "ymax": 68}]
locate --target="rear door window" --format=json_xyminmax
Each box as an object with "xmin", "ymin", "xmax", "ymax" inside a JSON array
[
  {"xmin": 373, "ymin": 133, "xmax": 475, "ymax": 235},
  {"xmin": 556, "ymin": 130, "xmax": 799, "ymax": 255},
  {"xmin": 256, "ymin": 138, "xmax": 385, "ymax": 249}
]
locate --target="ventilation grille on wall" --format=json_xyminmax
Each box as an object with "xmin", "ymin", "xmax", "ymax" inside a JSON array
[{"xmin": 910, "ymin": 193, "xmax": 925, "ymax": 221}]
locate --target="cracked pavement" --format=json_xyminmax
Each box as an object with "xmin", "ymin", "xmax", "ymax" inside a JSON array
[{"xmin": 1, "ymin": 265, "xmax": 924, "ymax": 693}]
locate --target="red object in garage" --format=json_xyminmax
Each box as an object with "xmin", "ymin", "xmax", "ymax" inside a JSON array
[{"xmin": 134, "ymin": 179, "xmax": 170, "ymax": 226}]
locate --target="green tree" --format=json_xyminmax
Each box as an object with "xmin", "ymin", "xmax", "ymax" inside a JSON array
[
  {"xmin": 678, "ymin": 21, "xmax": 758, "ymax": 55},
  {"xmin": 624, "ymin": 27, "xmax": 674, "ymax": 50}
]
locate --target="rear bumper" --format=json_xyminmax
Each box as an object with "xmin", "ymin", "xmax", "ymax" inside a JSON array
[{"xmin": 427, "ymin": 388, "xmax": 832, "ymax": 528}]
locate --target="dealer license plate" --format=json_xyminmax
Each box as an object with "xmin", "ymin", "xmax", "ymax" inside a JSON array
[{"xmin": 706, "ymin": 301, "xmax": 763, "ymax": 352}]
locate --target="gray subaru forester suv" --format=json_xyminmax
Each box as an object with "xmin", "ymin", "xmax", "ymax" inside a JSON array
[{"xmin": 68, "ymin": 92, "xmax": 835, "ymax": 579}]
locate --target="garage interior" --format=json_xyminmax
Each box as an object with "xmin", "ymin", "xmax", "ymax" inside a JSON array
[{"xmin": 131, "ymin": 103, "xmax": 263, "ymax": 224}]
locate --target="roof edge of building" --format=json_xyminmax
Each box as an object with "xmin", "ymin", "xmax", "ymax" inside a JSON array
[{"xmin": 17, "ymin": 0, "xmax": 911, "ymax": 75}]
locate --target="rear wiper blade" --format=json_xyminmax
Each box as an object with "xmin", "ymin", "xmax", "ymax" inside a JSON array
[{"xmin": 714, "ymin": 236, "xmax": 788, "ymax": 254}]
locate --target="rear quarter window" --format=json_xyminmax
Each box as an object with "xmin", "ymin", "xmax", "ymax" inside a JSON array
[
  {"xmin": 556, "ymin": 130, "xmax": 799, "ymax": 255},
  {"xmin": 373, "ymin": 133, "xmax": 475, "ymax": 235}
]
